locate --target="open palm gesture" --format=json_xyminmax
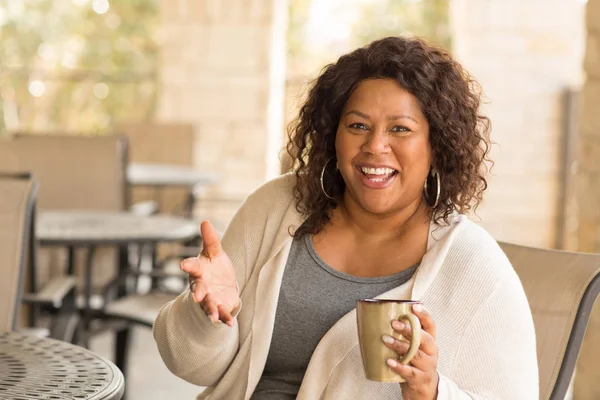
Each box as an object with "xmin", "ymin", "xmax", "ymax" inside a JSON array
[{"xmin": 180, "ymin": 221, "xmax": 240, "ymax": 326}]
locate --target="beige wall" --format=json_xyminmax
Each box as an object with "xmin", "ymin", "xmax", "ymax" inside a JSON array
[
  {"xmin": 578, "ymin": 0, "xmax": 600, "ymax": 255},
  {"xmin": 157, "ymin": 0, "xmax": 288, "ymax": 225},
  {"xmin": 575, "ymin": 1, "xmax": 600, "ymax": 398},
  {"xmin": 450, "ymin": 0, "xmax": 585, "ymax": 248}
]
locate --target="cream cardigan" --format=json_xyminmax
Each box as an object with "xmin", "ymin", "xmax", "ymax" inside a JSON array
[{"xmin": 153, "ymin": 174, "xmax": 539, "ymax": 400}]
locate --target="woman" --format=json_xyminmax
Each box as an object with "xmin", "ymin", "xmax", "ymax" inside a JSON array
[{"xmin": 154, "ymin": 36, "xmax": 538, "ymax": 399}]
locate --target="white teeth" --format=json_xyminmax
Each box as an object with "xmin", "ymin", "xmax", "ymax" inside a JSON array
[{"xmin": 361, "ymin": 167, "xmax": 395, "ymax": 175}]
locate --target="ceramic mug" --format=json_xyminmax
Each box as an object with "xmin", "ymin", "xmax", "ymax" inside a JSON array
[{"xmin": 356, "ymin": 299, "xmax": 422, "ymax": 382}]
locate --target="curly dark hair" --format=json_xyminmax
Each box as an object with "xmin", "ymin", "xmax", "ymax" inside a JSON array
[{"xmin": 286, "ymin": 36, "xmax": 491, "ymax": 237}]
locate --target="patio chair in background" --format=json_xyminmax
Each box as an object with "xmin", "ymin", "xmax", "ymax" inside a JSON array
[
  {"xmin": 0, "ymin": 173, "xmax": 78, "ymax": 341},
  {"xmin": 500, "ymin": 242, "xmax": 600, "ymax": 400}
]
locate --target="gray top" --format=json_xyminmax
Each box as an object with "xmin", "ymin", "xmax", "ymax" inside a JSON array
[
  {"xmin": 0, "ymin": 331, "xmax": 124, "ymax": 399},
  {"xmin": 37, "ymin": 210, "xmax": 199, "ymax": 246},
  {"xmin": 252, "ymin": 234, "xmax": 418, "ymax": 399}
]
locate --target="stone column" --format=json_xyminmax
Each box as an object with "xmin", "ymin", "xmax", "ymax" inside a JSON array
[
  {"xmin": 157, "ymin": 0, "xmax": 288, "ymax": 225},
  {"xmin": 574, "ymin": 1, "xmax": 600, "ymax": 398},
  {"xmin": 450, "ymin": 0, "xmax": 585, "ymax": 248}
]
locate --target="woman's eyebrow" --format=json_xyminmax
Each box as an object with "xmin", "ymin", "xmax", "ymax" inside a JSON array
[
  {"xmin": 344, "ymin": 110, "xmax": 419, "ymax": 124},
  {"xmin": 344, "ymin": 110, "xmax": 370, "ymax": 120},
  {"xmin": 388, "ymin": 114, "xmax": 418, "ymax": 124}
]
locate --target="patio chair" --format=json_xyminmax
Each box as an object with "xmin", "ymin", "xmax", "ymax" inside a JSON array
[
  {"xmin": 0, "ymin": 173, "xmax": 78, "ymax": 341},
  {"xmin": 499, "ymin": 242, "xmax": 600, "ymax": 400}
]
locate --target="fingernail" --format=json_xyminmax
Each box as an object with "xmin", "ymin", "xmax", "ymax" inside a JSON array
[
  {"xmin": 392, "ymin": 321, "xmax": 405, "ymax": 330},
  {"xmin": 387, "ymin": 359, "xmax": 398, "ymax": 368},
  {"xmin": 413, "ymin": 303, "xmax": 423, "ymax": 312},
  {"xmin": 382, "ymin": 335, "xmax": 395, "ymax": 344}
]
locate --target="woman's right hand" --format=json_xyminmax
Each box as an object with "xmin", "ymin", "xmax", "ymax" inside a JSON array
[{"xmin": 181, "ymin": 221, "xmax": 240, "ymax": 327}]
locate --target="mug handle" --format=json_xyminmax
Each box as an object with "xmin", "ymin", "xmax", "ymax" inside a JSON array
[{"xmin": 398, "ymin": 313, "xmax": 421, "ymax": 365}]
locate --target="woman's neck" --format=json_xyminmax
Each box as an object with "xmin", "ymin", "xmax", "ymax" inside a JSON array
[{"xmin": 333, "ymin": 196, "xmax": 430, "ymax": 244}]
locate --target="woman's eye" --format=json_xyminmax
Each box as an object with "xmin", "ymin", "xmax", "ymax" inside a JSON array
[
  {"xmin": 349, "ymin": 123, "xmax": 368, "ymax": 130},
  {"xmin": 391, "ymin": 126, "xmax": 409, "ymax": 133}
]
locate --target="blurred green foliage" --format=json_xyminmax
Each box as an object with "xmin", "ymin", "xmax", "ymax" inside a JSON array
[
  {"xmin": 351, "ymin": 0, "xmax": 451, "ymax": 49},
  {"xmin": 0, "ymin": 0, "xmax": 158, "ymax": 135}
]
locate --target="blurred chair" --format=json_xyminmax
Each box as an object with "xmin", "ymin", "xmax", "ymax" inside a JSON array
[
  {"xmin": 0, "ymin": 134, "xmax": 128, "ymax": 292},
  {"xmin": 499, "ymin": 242, "xmax": 600, "ymax": 400},
  {"xmin": 0, "ymin": 173, "xmax": 78, "ymax": 341},
  {"xmin": 113, "ymin": 122, "xmax": 194, "ymax": 215},
  {"xmin": 0, "ymin": 134, "xmax": 132, "ymax": 367}
]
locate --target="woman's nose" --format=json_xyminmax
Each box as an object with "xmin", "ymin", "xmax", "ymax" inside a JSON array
[{"xmin": 361, "ymin": 131, "xmax": 390, "ymax": 155}]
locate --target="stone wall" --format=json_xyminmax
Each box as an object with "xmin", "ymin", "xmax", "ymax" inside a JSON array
[
  {"xmin": 450, "ymin": 0, "xmax": 585, "ymax": 248},
  {"xmin": 157, "ymin": 0, "xmax": 288, "ymax": 226}
]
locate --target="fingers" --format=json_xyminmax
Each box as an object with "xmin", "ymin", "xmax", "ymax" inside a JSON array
[
  {"xmin": 200, "ymin": 220, "xmax": 223, "ymax": 258},
  {"xmin": 391, "ymin": 319, "xmax": 437, "ymax": 357},
  {"xmin": 181, "ymin": 256, "xmax": 203, "ymax": 277},
  {"xmin": 412, "ymin": 303, "xmax": 436, "ymax": 339},
  {"xmin": 218, "ymin": 304, "xmax": 235, "ymax": 327},
  {"xmin": 200, "ymin": 294, "xmax": 236, "ymax": 326},
  {"xmin": 382, "ymin": 336, "xmax": 431, "ymax": 370},
  {"xmin": 202, "ymin": 293, "xmax": 220, "ymax": 322},
  {"xmin": 386, "ymin": 359, "xmax": 422, "ymax": 381},
  {"xmin": 386, "ymin": 359, "xmax": 439, "ymax": 391},
  {"xmin": 190, "ymin": 278, "xmax": 209, "ymax": 303}
]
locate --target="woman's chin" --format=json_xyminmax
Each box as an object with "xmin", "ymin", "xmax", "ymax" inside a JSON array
[{"xmin": 354, "ymin": 197, "xmax": 400, "ymax": 217}]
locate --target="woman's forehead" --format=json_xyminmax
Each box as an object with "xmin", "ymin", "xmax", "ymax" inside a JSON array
[{"xmin": 343, "ymin": 79, "xmax": 425, "ymax": 120}]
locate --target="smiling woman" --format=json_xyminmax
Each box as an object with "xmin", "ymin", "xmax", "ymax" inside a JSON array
[{"xmin": 154, "ymin": 36, "xmax": 538, "ymax": 400}]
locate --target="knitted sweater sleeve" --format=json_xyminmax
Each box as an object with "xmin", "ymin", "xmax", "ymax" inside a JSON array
[
  {"xmin": 152, "ymin": 201, "xmax": 250, "ymax": 387},
  {"xmin": 437, "ymin": 272, "xmax": 539, "ymax": 399}
]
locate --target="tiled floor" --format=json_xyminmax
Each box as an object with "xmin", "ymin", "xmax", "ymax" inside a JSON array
[{"xmin": 90, "ymin": 326, "xmax": 204, "ymax": 399}]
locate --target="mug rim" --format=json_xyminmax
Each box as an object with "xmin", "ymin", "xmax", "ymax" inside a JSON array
[{"xmin": 357, "ymin": 299, "xmax": 422, "ymax": 304}]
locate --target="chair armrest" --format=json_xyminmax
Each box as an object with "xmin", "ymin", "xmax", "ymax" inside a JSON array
[
  {"xmin": 22, "ymin": 276, "xmax": 77, "ymax": 308},
  {"xmin": 129, "ymin": 200, "xmax": 159, "ymax": 216},
  {"xmin": 18, "ymin": 328, "xmax": 50, "ymax": 338}
]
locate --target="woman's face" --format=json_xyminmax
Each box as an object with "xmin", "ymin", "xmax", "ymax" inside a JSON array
[{"xmin": 335, "ymin": 78, "xmax": 432, "ymax": 216}]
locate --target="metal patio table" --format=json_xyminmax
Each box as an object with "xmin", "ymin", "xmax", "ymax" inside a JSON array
[{"xmin": 0, "ymin": 331, "xmax": 124, "ymax": 399}]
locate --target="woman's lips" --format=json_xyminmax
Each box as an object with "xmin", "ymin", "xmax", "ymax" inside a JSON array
[{"xmin": 355, "ymin": 165, "xmax": 398, "ymax": 189}]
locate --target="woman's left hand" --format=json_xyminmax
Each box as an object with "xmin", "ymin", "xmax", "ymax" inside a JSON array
[{"xmin": 382, "ymin": 303, "xmax": 439, "ymax": 400}]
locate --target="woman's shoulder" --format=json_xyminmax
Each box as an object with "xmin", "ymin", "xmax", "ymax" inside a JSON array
[{"xmin": 448, "ymin": 216, "xmax": 517, "ymax": 281}]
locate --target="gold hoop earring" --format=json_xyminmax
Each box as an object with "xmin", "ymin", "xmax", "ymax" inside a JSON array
[
  {"xmin": 320, "ymin": 157, "xmax": 337, "ymax": 201},
  {"xmin": 424, "ymin": 168, "xmax": 441, "ymax": 208}
]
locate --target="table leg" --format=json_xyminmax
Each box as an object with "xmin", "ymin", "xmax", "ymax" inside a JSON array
[
  {"xmin": 66, "ymin": 246, "xmax": 75, "ymax": 275},
  {"xmin": 184, "ymin": 189, "xmax": 195, "ymax": 218},
  {"xmin": 117, "ymin": 244, "xmax": 130, "ymax": 297},
  {"xmin": 150, "ymin": 242, "xmax": 159, "ymax": 290},
  {"xmin": 82, "ymin": 246, "xmax": 97, "ymax": 348}
]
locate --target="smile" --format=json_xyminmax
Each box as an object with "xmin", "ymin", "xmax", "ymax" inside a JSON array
[{"xmin": 356, "ymin": 165, "xmax": 398, "ymax": 188}]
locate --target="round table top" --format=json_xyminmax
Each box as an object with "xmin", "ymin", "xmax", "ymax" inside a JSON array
[
  {"xmin": 0, "ymin": 331, "xmax": 124, "ymax": 400},
  {"xmin": 127, "ymin": 163, "xmax": 218, "ymax": 187},
  {"xmin": 37, "ymin": 210, "xmax": 199, "ymax": 246}
]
